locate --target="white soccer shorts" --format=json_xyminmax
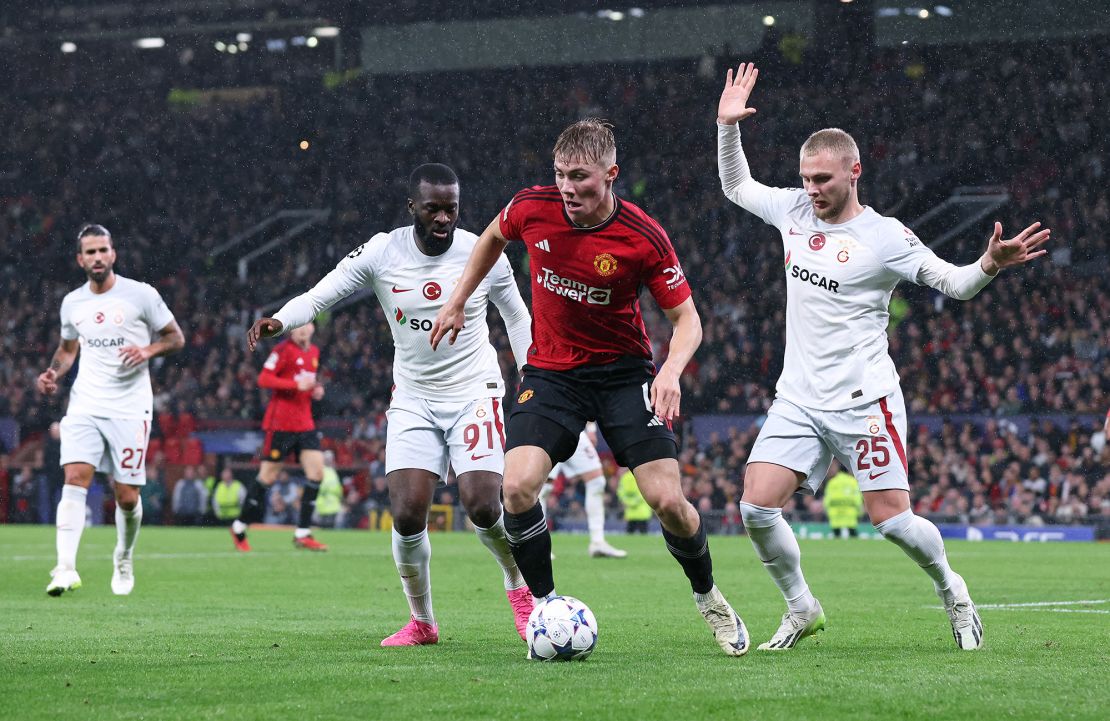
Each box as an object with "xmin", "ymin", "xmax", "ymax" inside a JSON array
[
  {"xmin": 59, "ymin": 414, "xmax": 152, "ymax": 486},
  {"xmin": 748, "ymin": 391, "xmax": 910, "ymax": 494},
  {"xmin": 548, "ymin": 433, "xmax": 602, "ymax": 479},
  {"xmin": 385, "ymin": 390, "xmax": 506, "ymax": 479}
]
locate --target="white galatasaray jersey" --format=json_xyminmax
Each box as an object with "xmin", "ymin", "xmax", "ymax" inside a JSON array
[
  {"xmin": 59, "ymin": 275, "xmax": 176, "ymax": 419},
  {"xmin": 735, "ymin": 187, "xmax": 935, "ymax": 410},
  {"xmin": 272, "ymin": 226, "xmax": 532, "ymax": 402}
]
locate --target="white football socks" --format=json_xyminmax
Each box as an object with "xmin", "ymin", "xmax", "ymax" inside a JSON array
[
  {"xmin": 473, "ymin": 514, "xmax": 527, "ymax": 591},
  {"xmin": 584, "ymin": 476, "xmax": 606, "ymax": 545},
  {"xmin": 55, "ymin": 485, "xmax": 88, "ymax": 571},
  {"xmin": 875, "ymin": 509, "xmax": 959, "ymax": 604},
  {"xmin": 740, "ymin": 502, "xmax": 817, "ymax": 614},
  {"xmin": 392, "ymin": 528, "xmax": 434, "ymax": 625},
  {"xmin": 114, "ymin": 497, "xmax": 143, "ymax": 560}
]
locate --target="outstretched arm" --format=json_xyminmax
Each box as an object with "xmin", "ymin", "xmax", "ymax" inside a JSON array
[
  {"xmin": 917, "ymin": 221, "xmax": 1050, "ymax": 300},
  {"xmin": 430, "ymin": 216, "xmax": 508, "ymax": 350},
  {"xmin": 717, "ymin": 63, "xmax": 787, "ymax": 221},
  {"xmin": 248, "ymin": 243, "xmax": 376, "ymax": 351}
]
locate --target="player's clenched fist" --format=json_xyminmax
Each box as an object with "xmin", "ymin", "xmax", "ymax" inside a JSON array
[
  {"xmin": 36, "ymin": 368, "xmax": 59, "ymax": 395},
  {"xmin": 247, "ymin": 317, "xmax": 284, "ymax": 351},
  {"xmin": 429, "ymin": 302, "xmax": 464, "ymax": 350}
]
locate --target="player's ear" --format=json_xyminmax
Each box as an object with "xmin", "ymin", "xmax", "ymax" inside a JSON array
[
  {"xmin": 850, "ymin": 161, "xmax": 862, "ymax": 186},
  {"xmin": 606, "ymin": 163, "xmax": 619, "ymax": 183},
  {"xmin": 407, "ymin": 199, "xmax": 415, "ymax": 216}
]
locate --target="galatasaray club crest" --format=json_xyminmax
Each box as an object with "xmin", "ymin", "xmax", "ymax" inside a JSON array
[
  {"xmin": 866, "ymin": 416, "xmax": 882, "ymax": 435},
  {"xmin": 517, "ymin": 389, "xmax": 534, "ymax": 404},
  {"xmin": 593, "ymin": 253, "xmax": 618, "ymax": 277}
]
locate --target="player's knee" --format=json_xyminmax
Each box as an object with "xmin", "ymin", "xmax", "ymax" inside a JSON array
[
  {"xmin": 392, "ymin": 510, "xmax": 427, "ymax": 537},
  {"xmin": 649, "ymin": 491, "xmax": 689, "ymax": 526},
  {"xmin": 464, "ymin": 501, "xmax": 501, "ymax": 529},
  {"xmin": 739, "ymin": 501, "xmax": 781, "ymax": 529},
  {"xmin": 502, "ymin": 475, "xmax": 538, "ymax": 511}
]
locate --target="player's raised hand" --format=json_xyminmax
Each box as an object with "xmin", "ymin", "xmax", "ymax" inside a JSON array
[
  {"xmin": 717, "ymin": 63, "xmax": 760, "ymax": 124},
  {"xmin": 36, "ymin": 368, "xmax": 58, "ymax": 395},
  {"xmin": 119, "ymin": 345, "xmax": 153, "ymax": 368},
  {"xmin": 982, "ymin": 221, "xmax": 1051, "ymax": 274},
  {"xmin": 430, "ymin": 302, "xmax": 465, "ymax": 351},
  {"xmin": 650, "ymin": 368, "xmax": 683, "ymax": 422},
  {"xmin": 247, "ymin": 317, "xmax": 284, "ymax": 351},
  {"xmin": 311, "ymin": 384, "xmax": 325, "ymax": 401}
]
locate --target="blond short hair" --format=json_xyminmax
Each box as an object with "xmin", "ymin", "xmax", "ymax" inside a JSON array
[
  {"xmin": 553, "ymin": 118, "xmax": 617, "ymax": 167},
  {"xmin": 800, "ymin": 128, "xmax": 860, "ymax": 167}
]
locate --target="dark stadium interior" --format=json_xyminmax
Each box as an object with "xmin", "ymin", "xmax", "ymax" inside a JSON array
[{"xmin": 1, "ymin": 0, "xmax": 1106, "ymax": 535}]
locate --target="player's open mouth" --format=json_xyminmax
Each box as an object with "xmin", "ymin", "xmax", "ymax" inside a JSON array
[
  {"xmin": 431, "ymin": 229, "xmax": 449, "ymax": 239},
  {"xmin": 564, "ymin": 200, "xmax": 583, "ymax": 212}
]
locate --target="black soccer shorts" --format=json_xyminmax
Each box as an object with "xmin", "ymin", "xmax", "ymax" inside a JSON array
[
  {"xmin": 259, "ymin": 430, "xmax": 322, "ymax": 462},
  {"xmin": 506, "ymin": 357, "xmax": 678, "ymax": 469}
]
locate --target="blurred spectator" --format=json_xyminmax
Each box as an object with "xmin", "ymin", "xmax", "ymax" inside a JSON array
[
  {"xmin": 314, "ymin": 451, "xmax": 342, "ymax": 528},
  {"xmin": 265, "ymin": 471, "xmax": 299, "ymax": 525},
  {"xmin": 34, "ymin": 422, "xmax": 62, "ymax": 524},
  {"xmin": 10, "ymin": 464, "xmax": 36, "ymax": 523},
  {"xmin": 210, "ymin": 468, "xmax": 244, "ymax": 526},
  {"xmin": 141, "ymin": 463, "xmax": 167, "ymax": 526},
  {"xmin": 617, "ymin": 468, "xmax": 652, "ymax": 533},
  {"xmin": 823, "ymin": 462, "xmax": 863, "ymax": 538},
  {"xmin": 172, "ymin": 465, "xmax": 209, "ymax": 526}
]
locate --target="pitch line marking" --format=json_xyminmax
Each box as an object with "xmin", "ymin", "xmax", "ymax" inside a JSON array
[{"xmin": 927, "ymin": 599, "xmax": 1109, "ymax": 615}]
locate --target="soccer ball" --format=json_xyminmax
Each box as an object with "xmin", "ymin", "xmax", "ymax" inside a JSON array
[{"xmin": 526, "ymin": 595, "xmax": 598, "ymax": 661}]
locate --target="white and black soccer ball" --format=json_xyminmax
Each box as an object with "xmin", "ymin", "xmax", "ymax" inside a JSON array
[{"xmin": 527, "ymin": 595, "xmax": 598, "ymax": 661}]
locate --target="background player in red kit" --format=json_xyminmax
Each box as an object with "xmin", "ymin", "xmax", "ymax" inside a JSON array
[
  {"xmin": 231, "ymin": 322, "xmax": 328, "ymax": 551},
  {"xmin": 432, "ymin": 119, "xmax": 749, "ymax": 657}
]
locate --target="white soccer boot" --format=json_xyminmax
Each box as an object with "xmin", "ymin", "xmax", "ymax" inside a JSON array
[
  {"xmin": 111, "ymin": 552, "xmax": 135, "ymax": 596},
  {"xmin": 695, "ymin": 585, "xmax": 750, "ymax": 656},
  {"xmin": 588, "ymin": 540, "xmax": 628, "ymax": 558},
  {"xmin": 943, "ymin": 576, "xmax": 983, "ymax": 650},
  {"xmin": 758, "ymin": 600, "xmax": 826, "ymax": 651},
  {"xmin": 46, "ymin": 566, "xmax": 82, "ymax": 597}
]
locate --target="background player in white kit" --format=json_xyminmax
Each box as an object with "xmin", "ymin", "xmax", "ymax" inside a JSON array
[
  {"xmin": 539, "ymin": 422, "xmax": 627, "ymax": 558},
  {"xmin": 248, "ymin": 164, "xmax": 535, "ymax": 645},
  {"xmin": 716, "ymin": 64, "xmax": 1050, "ymax": 651},
  {"xmin": 36, "ymin": 224, "xmax": 184, "ymax": 596}
]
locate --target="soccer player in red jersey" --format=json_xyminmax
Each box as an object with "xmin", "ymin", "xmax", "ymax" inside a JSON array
[
  {"xmin": 431, "ymin": 119, "xmax": 749, "ymax": 657},
  {"xmin": 231, "ymin": 322, "xmax": 328, "ymax": 551}
]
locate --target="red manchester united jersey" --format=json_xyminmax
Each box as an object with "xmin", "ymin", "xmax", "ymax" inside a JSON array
[
  {"xmin": 499, "ymin": 185, "xmax": 691, "ymax": 370},
  {"xmin": 259, "ymin": 339, "xmax": 320, "ymax": 432}
]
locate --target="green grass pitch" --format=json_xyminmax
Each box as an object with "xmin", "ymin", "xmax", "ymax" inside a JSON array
[{"xmin": 2, "ymin": 525, "xmax": 1107, "ymax": 721}]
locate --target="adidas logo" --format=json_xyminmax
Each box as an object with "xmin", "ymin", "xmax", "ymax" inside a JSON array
[
  {"xmin": 536, "ymin": 239, "xmax": 551, "ymax": 252},
  {"xmin": 647, "ymin": 416, "xmax": 665, "ymax": 427}
]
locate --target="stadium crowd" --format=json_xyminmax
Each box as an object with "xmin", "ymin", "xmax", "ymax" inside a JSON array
[{"xmin": 1, "ymin": 37, "xmax": 1106, "ymax": 528}]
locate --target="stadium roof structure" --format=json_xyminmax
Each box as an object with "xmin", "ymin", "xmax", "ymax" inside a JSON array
[{"xmin": 4, "ymin": 0, "xmax": 757, "ymax": 36}]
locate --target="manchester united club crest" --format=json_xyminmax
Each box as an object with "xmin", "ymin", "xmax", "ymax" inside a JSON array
[
  {"xmin": 517, "ymin": 389, "xmax": 534, "ymax": 404},
  {"xmin": 593, "ymin": 253, "xmax": 618, "ymax": 277}
]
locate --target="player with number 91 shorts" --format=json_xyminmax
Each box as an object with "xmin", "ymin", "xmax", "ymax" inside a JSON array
[{"xmin": 247, "ymin": 164, "xmax": 535, "ymax": 647}]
